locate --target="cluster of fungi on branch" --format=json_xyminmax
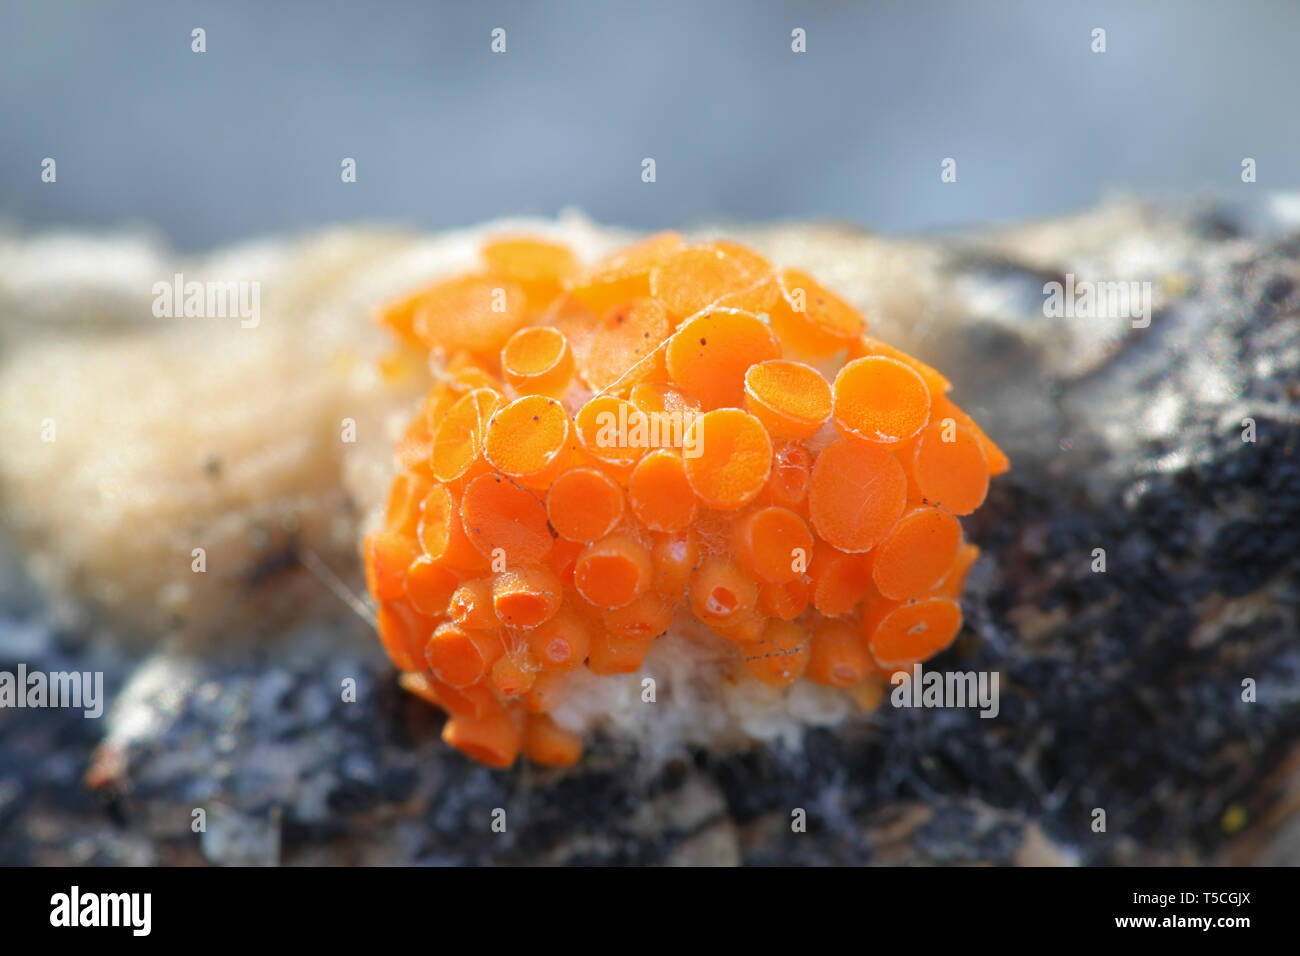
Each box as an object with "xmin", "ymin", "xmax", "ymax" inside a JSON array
[{"xmin": 363, "ymin": 233, "xmax": 1008, "ymax": 768}]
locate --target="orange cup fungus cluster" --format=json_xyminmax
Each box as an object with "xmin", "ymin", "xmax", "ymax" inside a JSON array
[{"xmin": 363, "ymin": 232, "xmax": 1008, "ymax": 769}]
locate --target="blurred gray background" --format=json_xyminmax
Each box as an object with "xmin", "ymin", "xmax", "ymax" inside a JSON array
[{"xmin": 2, "ymin": 0, "xmax": 1297, "ymax": 251}]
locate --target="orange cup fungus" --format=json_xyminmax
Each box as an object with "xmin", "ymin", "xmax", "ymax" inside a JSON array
[{"xmin": 364, "ymin": 232, "xmax": 1008, "ymax": 768}]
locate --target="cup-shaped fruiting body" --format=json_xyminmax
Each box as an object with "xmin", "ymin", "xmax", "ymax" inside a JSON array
[{"xmin": 364, "ymin": 232, "xmax": 1008, "ymax": 768}]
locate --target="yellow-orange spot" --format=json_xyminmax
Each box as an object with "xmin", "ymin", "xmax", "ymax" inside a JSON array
[
  {"xmin": 374, "ymin": 282, "xmax": 441, "ymax": 347},
  {"xmin": 587, "ymin": 631, "xmax": 655, "ymax": 675},
  {"xmin": 808, "ymin": 545, "xmax": 873, "ymax": 616},
  {"xmin": 363, "ymin": 530, "xmax": 418, "ymax": 602},
  {"xmin": 459, "ymin": 474, "xmax": 554, "ymax": 564},
  {"xmin": 805, "ymin": 619, "xmax": 873, "ymax": 689},
  {"xmin": 522, "ymin": 713, "xmax": 583, "ymax": 767},
  {"xmin": 732, "ymin": 506, "xmax": 813, "ymax": 584},
  {"xmin": 757, "ymin": 577, "xmax": 810, "ymax": 620},
  {"xmin": 628, "ymin": 449, "xmax": 698, "ymax": 532},
  {"xmin": 482, "ymin": 235, "xmax": 577, "ymax": 305},
  {"xmin": 443, "ymin": 350, "xmax": 504, "ymax": 395},
  {"xmin": 492, "ymin": 565, "xmax": 563, "ymax": 628},
  {"xmin": 573, "ymin": 534, "xmax": 653, "ymax": 609},
  {"xmin": 705, "ymin": 241, "xmax": 778, "ymax": 313},
  {"xmin": 743, "ymin": 360, "xmax": 832, "ymax": 440},
  {"xmin": 832, "ymin": 355, "xmax": 931, "ymax": 444},
  {"xmin": 419, "ymin": 678, "xmax": 499, "ymax": 721},
  {"xmin": 808, "ymin": 439, "xmax": 906, "ymax": 552},
  {"xmin": 376, "ymin": 600, "xmax": 438, "ymax": 673},
  {"xmin": 404, "ymin": 555, "xmax": 460, "ymax": 617},
  {"xmin": 566, "ymin": 231, "xmax": 684, "ymax": 315},
  {"xmin": 710, "ymin": 607, "xmax": 766, "ymax": 645},
  {"xmin": 871, "ymin": 507, "xmax": 963, "ymax": 601},
  {"xmin": 629, "ymin": 382, "xmax": 701, "ymax": 419},
  {"xmin": 574, "ymin": 395, "xmax": 646, "ymax": 478},
  {"xmin": 427, "ymin": 622, "xmax": 500, "ymax": 688},
  {"xmin": 851, "ymin": 334, "xmax": 951, "ymax": 396},
  {"xmin": 864, "ymin": 596, "xmax": 963, "ymax": 670},
  {"xmin": 447, "ymin": 577, "xmax": 497, "ymax": 631},
  {"xmin": 650, "ymin": 245, "xmax": 774, "ymax": 320},
  {"xmin": 907, "ymin": 420, "xmax": 990, "ymax": 515},
  {"xmin": 603, "ymin": 592, "xmax": 674, "ymax": 641},
  {"xmin": 547, "ymin": 537, "xmax": 584, "ymax": 587},
  {"xmin": 412, "ymin": 274, "xmax": 528, "ymax": 354},
  {"xmin": 932, "ymin": 394, "xmax": 1010, "ymax": 476},
  {"xmin": 418, "ymin": 485, "xmax": 490, "ymax": 572},
  {"xmin": 527, "ymin": 607, "xmax": 593, "ymax": 672},
  {"xmin": 769, "ymin": 268, "xmax": 865, "ymax": 355},
  {"xmin": 500, "ymin": 326, "xmax": 573, "ymax": 396},
  {"xmin": 682, "ymin": 408, "xmax": 772, "ymax": 510},
  {"xmin": 689, "ymin": 556, "xmax": 758, "ymax": 626},
  {"xmin": 442, "ymin": 704, "xmax": 521, "ymax": 769},
  {"xmin": 491, "ymin": 650, "xmax": 538, "ymax": 697},
  {"xmin": 574, "ymin": 297, "xmax": 670, "ymax": 392},
  {"xmin": 650, "ymin": 529, "xmax": 699, "ymax": 599},
  {"xmin": 430, "ymin": 387, "xmax": 501, "ymax": 483},
  {"xmin": 546, "ymin": 466, "xmax": 624, "ymax": 542},
  {"xmin": 483, "ymin": 394, "xmax": 571, "ymax": 488},
  {"xmin": 383, "ymin": 471, "xmax": 433, "ymax": 538},
  {"xmin": 761, "ymin": 441, "xmax": 813, "ymax": 512},
  {"xmin": 665, "ymin": 309, "xmax": 781, "ymax": 410}
]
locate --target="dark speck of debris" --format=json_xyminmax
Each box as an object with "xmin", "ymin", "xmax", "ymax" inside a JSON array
[
  {"xmin": 700, "ymin": 338, "xmax": 708, "ymax": 346},
  {"xmin": 245, "ymin": 541, "xmax": 300, "ymax": 588},
  {"xmin": 1263, "ymin": 275, "xmax": 1294, "ymax": 305},
  {"xmin": 203, "ymin": 456, "xmax": 222, "ymax": 479},
  {"xmin": 532, "ymin": 415, "xmax": 539, "ymax": 421}
]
